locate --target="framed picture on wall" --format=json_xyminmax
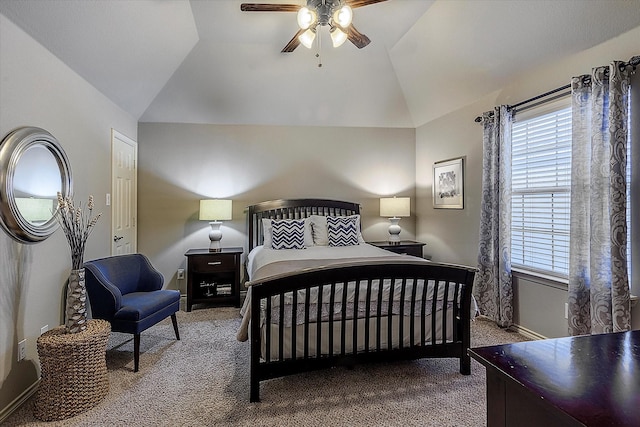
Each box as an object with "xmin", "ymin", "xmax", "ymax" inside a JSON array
[{"xmin": 433, "ymin": 157, "xmax": 464, "ymax": 209}]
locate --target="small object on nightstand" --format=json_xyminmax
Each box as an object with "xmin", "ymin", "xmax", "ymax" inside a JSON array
[
  {"xmin": 367, "ymin": 240, "xmax": 426, "ymax": 258},
  {"xmin": 185, "ymin": 247, "xmax": 242, "ymax": 311}
]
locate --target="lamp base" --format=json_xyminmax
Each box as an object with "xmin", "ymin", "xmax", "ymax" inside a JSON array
[
  {"xmin": 208, "ymin": 221, "xmax": 223, "ymax": 252},
  {"xmin": 387, "ymin": 217, "xmax": 401, "ymax": 242}
]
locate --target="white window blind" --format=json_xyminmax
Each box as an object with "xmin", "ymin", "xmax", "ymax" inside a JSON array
[
  {"xmin": 511, "ymin": 105, "xmax": 572, "ymax": 277},
  {"xmin": 626, "ymin": 95, "xmax": 632, "ymax": 279}
]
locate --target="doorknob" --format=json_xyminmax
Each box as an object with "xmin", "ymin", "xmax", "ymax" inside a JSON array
[{"xmin": 113, "ymin": 235, "xmax": 124, "ymax": 242}]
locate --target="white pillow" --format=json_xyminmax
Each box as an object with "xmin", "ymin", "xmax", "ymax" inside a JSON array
[
  {"xmin": 310, "ymin": 214, "xmax": 364, "ymax": 246},
  {"xmin": 262, "ymin": 217, "xmax": 314, "ymax": 248}
]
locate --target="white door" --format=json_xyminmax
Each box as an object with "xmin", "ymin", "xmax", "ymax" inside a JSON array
[{"xmin": 111, "ymin": 129, "xmax": 137, "ymax": 255}]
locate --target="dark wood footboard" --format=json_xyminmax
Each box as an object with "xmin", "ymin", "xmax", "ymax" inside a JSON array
[{"xmin": 248, "ymin": 261, "xmax": 476, "ymax": 402}]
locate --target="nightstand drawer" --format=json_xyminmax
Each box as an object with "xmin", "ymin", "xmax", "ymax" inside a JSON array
[
  {"xmin": 189, "ymin": 254, "xmax": 235, "ymax": 272},
  {"xmin": 384, "ymin": 245, "xmax": 423, "ymax": 257}
]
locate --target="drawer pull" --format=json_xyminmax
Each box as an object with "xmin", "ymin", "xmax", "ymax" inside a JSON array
[{"xmin": 208, "ymin": 261, "xmax": 222, "ymax": 266}]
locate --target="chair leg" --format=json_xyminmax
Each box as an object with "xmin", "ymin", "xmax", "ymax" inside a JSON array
[
  {"xmin": 134, "ymin": 333, "xmax": 140, "ymax": 372},
  {"xmin": 171, "ymin": 314, "xmax": 180, "ymax": 340}
]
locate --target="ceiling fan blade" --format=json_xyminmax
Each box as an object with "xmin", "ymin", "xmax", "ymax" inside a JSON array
[
  {"xmin": 345, "ymin": 0, "xmax": 388, "ymax": 8},
  {"xmin": 346, "ymin": 25, "xmax": 371, "ymax": 49},
  {"xmin": 240, "ymin": 3, "xmax": 300, "ymax": 12},
  {"xmin": 282, "ymin": 29, "xmax": 305, "ymax": 53}
]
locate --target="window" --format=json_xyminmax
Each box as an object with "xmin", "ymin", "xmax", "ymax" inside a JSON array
[
  {"xmin": 511, "ymin": 95, "xmax": 632, "ymax": 280},
  {"xmin": 511, "ymin": 103, "xmax": 572, "ymax": 277}
]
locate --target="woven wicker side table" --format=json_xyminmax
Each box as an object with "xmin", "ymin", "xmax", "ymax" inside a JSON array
[{"xmin": 34, "ymin": 319, "xmax": 111, "ymax": 421}]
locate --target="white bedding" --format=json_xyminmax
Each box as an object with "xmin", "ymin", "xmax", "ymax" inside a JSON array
[{"xmin": 246, "ymin": 243, "xmax": 416, "ymax": 283}]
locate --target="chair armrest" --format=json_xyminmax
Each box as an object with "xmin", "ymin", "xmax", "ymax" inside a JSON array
[
  {"xmin": 137, "ymin": 254, "xmax": 165, "ymax": 292},
  {"xmin": 84, "ymin": 263, "xmax": 123, "ymax": 321}
]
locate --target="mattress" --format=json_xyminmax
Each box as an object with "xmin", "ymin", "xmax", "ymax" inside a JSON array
[{"xmin": 246, "ymin": 243, "xmax": 416, "ymax": 282}]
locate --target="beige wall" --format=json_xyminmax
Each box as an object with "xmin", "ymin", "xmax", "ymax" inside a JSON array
[
  {"xmin": 0, "ymin": 16, "xmax": 136, "ymax": 416},
  {"xmin": 416, "ymin": 26, "xmax": 640, "ymax": 338},
  {"xmin": 415, "ymin": 97, "xmax": 490, "ymax": 266},
  {"xmin": 137, "ymin": 123, "xmax": 417, "ymax": 292}
]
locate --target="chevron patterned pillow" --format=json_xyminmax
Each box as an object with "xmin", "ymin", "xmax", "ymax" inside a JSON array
[
  {"xmin": 263, "ymin": 217, "xmax": 313, "ymax": 248},
  {"xmin": 327, "ymin": 216, "xmax": 359, "ymax": 247},
  {"xmin": 310, "ymin": 215, "xmax": 365, "ymax": 246},
  {"xmin": 271, "ymin": 219, "xmax": 306, "ymax": 250}
]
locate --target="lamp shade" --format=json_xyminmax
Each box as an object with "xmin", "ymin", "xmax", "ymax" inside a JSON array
[
  {"xmin": 199, "ymin": 199, "xmax": 232, "ymax": 221},
  {"xmin": 330, "ymin": 27, "xmax": 348, "ymax": 47},
  {"xmin": 333, "ymin": 5, "xmax": 353, "ymax": 28},
  {"xmin": 298, "ymin": 28, "xmax": 316, "ymax": 49},
  {"xmin": 297, "ymin": 7, "xmax": 317, "ymax": 30},
  {"xmin": 380, "ymin": 197, "xmax": 410, "ymax": 218}
]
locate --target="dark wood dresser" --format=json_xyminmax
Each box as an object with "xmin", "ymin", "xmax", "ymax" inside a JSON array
[{"xmin": 469, "ymin": 330, "xmax": 640, "ymax": 427}]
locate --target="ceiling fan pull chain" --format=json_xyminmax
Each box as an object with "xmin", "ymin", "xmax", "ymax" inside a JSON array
[{"xmin": 316, "ymin": 28, "xmax": 323, "ymax": 67}]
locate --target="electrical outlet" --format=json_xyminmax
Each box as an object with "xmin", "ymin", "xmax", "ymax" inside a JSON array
[
  {"xmin": 18, "ymin": 339, "xmax": 26, "ymax": 362},
  {"xmin": 177, "ymin": 268, "xmax": 185, "ymax": 280},
  {"xmin": 41, "ymin": 325, "xmax": 49, "ymax": 335}
]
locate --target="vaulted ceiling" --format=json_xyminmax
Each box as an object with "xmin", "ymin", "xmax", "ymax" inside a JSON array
[{"xmin": 2, "ymin": 0, "xmax": 640, "ymax": 128}]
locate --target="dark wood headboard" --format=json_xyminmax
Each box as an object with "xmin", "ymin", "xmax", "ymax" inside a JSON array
[{"xmin": 246, "ymin": 199, "xmax": 361, "ymax": 251}]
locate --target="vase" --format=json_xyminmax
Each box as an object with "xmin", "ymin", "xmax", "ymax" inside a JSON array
[{"xmin": 65, "ymin": 268, "xmax": 88, "ymax": 333}]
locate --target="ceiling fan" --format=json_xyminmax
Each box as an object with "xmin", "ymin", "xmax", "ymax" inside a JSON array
[{"xmin": 240, "ymin": 0, "xmax": 388, "ymax": 53}]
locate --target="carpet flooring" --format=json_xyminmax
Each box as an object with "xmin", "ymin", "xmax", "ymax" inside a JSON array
[{"xmin": 4, "ymin": 307, "xmax": 528, "ymax": 427}]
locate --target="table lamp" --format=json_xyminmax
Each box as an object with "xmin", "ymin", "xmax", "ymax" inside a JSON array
[
  {"xmin": 380, "ymin": 197, "xmax": 410, "ymax": 243},
  {"xmin": 199, "ymin": 199, "xmax": 232, "ymax": 251}
]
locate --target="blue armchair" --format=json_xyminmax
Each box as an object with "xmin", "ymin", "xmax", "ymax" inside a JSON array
[{"xmin": 84, "ymin": 253, "xmax": 180, "ymax": 372}]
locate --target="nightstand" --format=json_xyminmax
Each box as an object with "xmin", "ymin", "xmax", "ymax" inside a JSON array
[
  {"xmin": 367, "ymin": 240, "xmax": 426, "ymax": 258},
  {"xmin": 184, "ymin": 248, "xmax": 242, "ymax": 311}
]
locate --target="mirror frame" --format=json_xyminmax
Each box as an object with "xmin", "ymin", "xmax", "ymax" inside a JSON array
[{"xmin": 0, "ymin": 126, "xmax": 73, "ymax": 243}]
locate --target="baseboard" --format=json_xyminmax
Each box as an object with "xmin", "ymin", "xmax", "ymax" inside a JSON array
[
  {"xmin": 0, "ymin": 379, "xmax": 39, "ymax": 423},
  {"xmin": 509, "ymin": 324, "xmax": 548, "ymax": 340},
  {"xmin": 475, "ymin": 315, "xmax": 547, "ymax": 341}
]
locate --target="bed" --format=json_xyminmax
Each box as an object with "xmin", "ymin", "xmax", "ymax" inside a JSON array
[{"xmin": 238, "ymin": 199, "xmax": 476, "ymax": 402}]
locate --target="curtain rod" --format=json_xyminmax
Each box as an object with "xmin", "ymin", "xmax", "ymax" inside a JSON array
[{"xmin": 474, "ymin": 55, "xmax": 640, "ymax": 123}]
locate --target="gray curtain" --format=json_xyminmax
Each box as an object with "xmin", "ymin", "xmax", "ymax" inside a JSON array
[
  {"xmin": 568, "ymin": 61, "xmax": 631, "ymax": 335},
  {"xmin": 475, "ymin": 106, "xmax": 513, "ymax": 328}
]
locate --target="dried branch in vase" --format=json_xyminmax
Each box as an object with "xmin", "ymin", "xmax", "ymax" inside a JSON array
[{"xmin": 55, "ymin": 192, "xmax": 102, "ymax": 270}]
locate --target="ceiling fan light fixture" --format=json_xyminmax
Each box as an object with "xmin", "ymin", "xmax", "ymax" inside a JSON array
[
  {"xmin": 298, "ymin": 28, "xmax": 316, "ymax": 49},
  {"xmin": 297, "ymin": 7, "xmax": 317, "ymax": 30},
  {"xmin": 330, "ymin": 26, "xmax": 348, "ymax": 48},
  {"xmin": 333, "ymin": 5, "xmax": 353, "ymax": 28}
]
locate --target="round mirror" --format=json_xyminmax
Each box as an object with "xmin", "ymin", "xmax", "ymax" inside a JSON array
[{"xmin": 0, "ymin": 127, "xmax": 72, "ymax": 243}]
